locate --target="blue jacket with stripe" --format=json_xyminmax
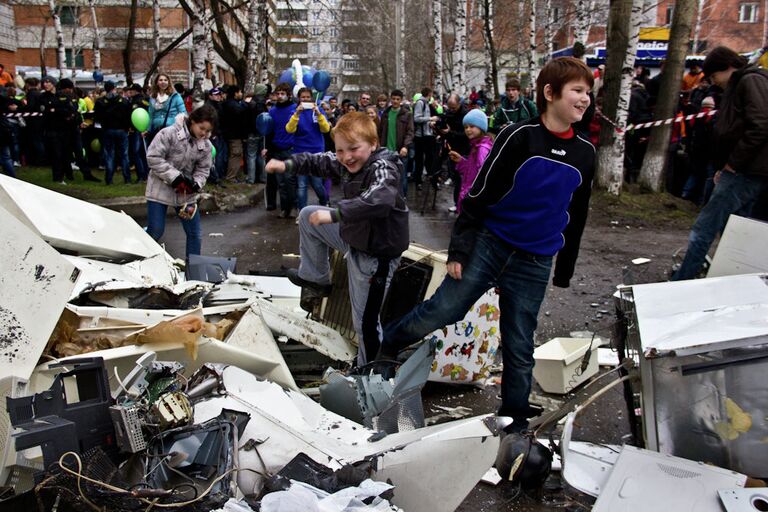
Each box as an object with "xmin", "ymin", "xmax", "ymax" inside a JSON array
[{"xmin": 448, "ymin": 118, "xmax": 595, "ymax": 288}]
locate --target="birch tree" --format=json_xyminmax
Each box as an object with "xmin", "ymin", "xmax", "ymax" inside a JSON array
[
  {"xmin": 638, "ymin": 0, "xmax": 696, "ymax": 191},
  {"xmin": 48, "ymin": 0, "xmax": 66, "ymax": 77},
  {"xmin": 692, "ymin": 0, "xmax": 708, "ymax": 53},
  {"xmin": 244, "ymin": 0, "xmax": 268, "ymax": 93},
  {"xmin": 527, "ymin": 0, "xmax": 537, "ymax": 91},
  {"xmin": 481, "ymin": 0, "xmax": 499, "ymax": 98},
  {"xmin": 123, "ymin": 0, "xmax": 139, "ymax": 84},
  {"xmin": 595, "ymin": 0, "xmax": 644, "ymax": 195},
  {"xmin": 399, "ymin": 0, "xmax": 407, "ymax": 90},
  {"xmin": 189, "ymin": 0, "xmax": 207, "ymax": 104},
  {"xmin": 432, "ymin": 0, "xmax": 444, "ymax": 98},
  {"xmin": 544, "ymin": 0, "xmax": 554, "ymax": 61},
  {"xmin": 153, "ymin": 0, "xmax": 161, "ymax": 61},
  {"xmin": 573, "ymin": 0, "xmax": 590, "ymax": 46},
  {"xmin": 88, "ymin": 0, "xmax": 101, "ymax": 71},
  {"xmin": 451, "ymin": 0, "xmax": 467, "ymax": 96},
  {"xmin": 205, "ymin": 11, "xmax": 218, "ymax": 87}
]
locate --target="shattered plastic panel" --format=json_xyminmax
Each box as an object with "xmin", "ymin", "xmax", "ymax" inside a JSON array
[
  {"xmin": 194, "ymin": 366, "xmax": 498, "ymax": 512},
  {"xmin": 630, "ymin": 274, "xmax": 768, "ymax": 356},
  {"xmin": 0, "ymin": 174, "xmax": 164, "ymax": 261},
  {"xmin": 0, "ymin": 205, "xmax": 78, "ymax": 381},
  {"xmin": 65, "ymin": 253, "xmax": 180, "ymax": 300}
]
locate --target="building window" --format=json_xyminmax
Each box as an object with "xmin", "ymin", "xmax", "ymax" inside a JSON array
[
  {"xmin": 739, "ymin": 3, "xmax": 758, "ymax": 22},
  {"xmin": 65, "ymin": 49, "xmax": 84, "ymax": 68},
  {"xmin": 329, "ymin": 27, "xmax": 339, "ymax": 37},
  {"xmin": 311, "ymin": 43, "xmax": 320, "ymax": 53},
  {"xmin": 331, "ymin": 60, "xmax": 338, "ymax": 69},
  {"xmin": 665, "ymin": 5, "xmax": 674, "ymax": 24},
  {"xmin": 552, "ymin": 7, "xmax": 560, "ymax": 21},
  {"xmin": 343, "ymin": 60, "xmax": 359, "ymax": 70},
  {"xmin": 59, "ymin": 6, "xmax": 77, "ymax": 25}
]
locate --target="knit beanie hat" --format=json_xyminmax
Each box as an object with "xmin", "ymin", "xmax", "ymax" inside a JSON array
[{"xmin": 463, "ymin": 109, "xmax": 488, "ymax": 132}]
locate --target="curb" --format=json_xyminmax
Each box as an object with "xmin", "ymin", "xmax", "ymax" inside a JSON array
[{"xmin": 93, "ymin": 184, "xmax": 266, "ymax": 217}]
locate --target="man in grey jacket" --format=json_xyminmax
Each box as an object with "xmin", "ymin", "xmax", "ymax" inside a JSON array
[
  {"xmin": 412, "ymin": 87, "xmax": 438, "ymax": 192},
  {"xmin": 673, "ymin": 46, "xmax": 768, "ymax": 280}
]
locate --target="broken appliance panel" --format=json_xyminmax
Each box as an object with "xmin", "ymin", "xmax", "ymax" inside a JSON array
[{"xmin": 621, "ymin": 273, "xmax": 768, "ymax": 477}]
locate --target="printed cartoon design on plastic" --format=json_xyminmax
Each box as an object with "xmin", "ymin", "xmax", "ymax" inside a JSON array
[{"xmin": 427, "ymin": 289, "xmax": 500, "ymax": 383}]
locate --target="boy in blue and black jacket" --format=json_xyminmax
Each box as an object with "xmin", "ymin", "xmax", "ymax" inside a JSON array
[{"xmin": 380, "ymin": 57, "xmax": 596, "ymax": 433}]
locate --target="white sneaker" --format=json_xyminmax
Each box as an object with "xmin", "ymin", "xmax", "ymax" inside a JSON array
[
  {"xmin": 448, "ymin": 205, "xmax": 457, "ymax": 212},
  {"xmin": 444, "ymin": 178, "xmax": 452, "ymax": 186},
  {"xmin": 13, "ymin": 161, "xmax": 20, "ymax": 167},
  {"xmin": 71, "ymin": 163, "xmax": 80, "ymax": 171}
]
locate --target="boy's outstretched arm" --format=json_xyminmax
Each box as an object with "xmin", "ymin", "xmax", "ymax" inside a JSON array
[{"xmin": 284, "ymin": 151, "xmax": 342, "ymax": 178}]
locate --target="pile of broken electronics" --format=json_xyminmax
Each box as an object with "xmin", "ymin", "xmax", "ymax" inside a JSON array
[{"xmin": 0, "ymin": 176, "xmax": 766, "ymax": 511}]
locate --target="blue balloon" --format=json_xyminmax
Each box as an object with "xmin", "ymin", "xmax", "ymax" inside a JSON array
[
  {"xmin": 302, "ymin": 68, "xmax": 315, "ymax": 89},
  {"xmin": 256, "ymin": 112, "xmax": 274, "ymax": 136},
  {"xmin": 278, "ymin": 68, "xmax": 295, "ymax": 88},
  {"xmin": 312, "ymin": 70, "xmax": 331, "ymax": 92},
  {"xmin": 92, "ymin": 70, "xmax": 104, "ymax": 83}
]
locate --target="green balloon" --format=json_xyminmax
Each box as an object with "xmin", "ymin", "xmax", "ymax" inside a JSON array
[
  {"xmin": 90, "ymin": 138, "xmax": 101, "ymax": 152},
  {"xmin": 211, "ymin": 145, "xmax": 217, "ymax": 159},
  {"xmin": 131, "ymin": 107, "xmax": 150, "ymax": 132}
]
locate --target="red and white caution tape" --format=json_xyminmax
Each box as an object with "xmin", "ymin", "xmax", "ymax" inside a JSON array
[
  {"xmin": 2, "ymin": 112, "xmax": 43, "ymax": 117},
  {"xmin": 597, "ymin": 108, "xmax": 717, "ymax": 134}
]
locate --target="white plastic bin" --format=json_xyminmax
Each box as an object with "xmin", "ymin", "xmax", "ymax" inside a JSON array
[{"xmin": 532, "ymin": 337, "xmax": 599, "ymax": 394}]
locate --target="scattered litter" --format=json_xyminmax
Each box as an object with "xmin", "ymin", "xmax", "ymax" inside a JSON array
[
  {"xmin": 425, "ymin": 405, "xmax": 473, "ymax": 425},
  {"xmin": 533, "ymin": 337, "xmax": 599, "ymax": 394},
  {"xmin": 610, "ymin": 220, "xmax": 619, "ymax": 225},
  {"xmin": 209, "ymin": 232, "xmax": 224, "ymax": 237},
  {"xmin": 590, "ymin": 303, "xmax": 599, "ymax": 307},
  {"xmin": 480, "ymin": 467, "xmax": 501, "ymax": 485},
  {"xmin": 631, "ymin": 257, "xmax": 651, "ymax": 265}
]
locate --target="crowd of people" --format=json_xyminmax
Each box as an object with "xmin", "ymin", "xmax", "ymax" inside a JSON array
[{"xmin": 0, "ymin": 45, "xmax": 763, "ymax": 436}]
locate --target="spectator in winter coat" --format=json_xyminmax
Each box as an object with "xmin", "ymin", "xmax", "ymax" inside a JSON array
[
  {"xmin": 149, "ymin": 73, "xmax": 186, "ymax": 136},
  {"xmin": 673, "ymin": 47, "xmax": 768, "ymax": 280},
  {"xmin": 145, "ymin": 105, "xmax": 215, "ymax": 258},
  {"xmin": 448, "ymin": 109, "xmax": 493, "ymax": 214}
]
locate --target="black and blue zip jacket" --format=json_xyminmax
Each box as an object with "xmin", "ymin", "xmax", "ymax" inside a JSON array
[{"xmin": 449, "ymin": 117, "xmax": 595, "ymax": 288}]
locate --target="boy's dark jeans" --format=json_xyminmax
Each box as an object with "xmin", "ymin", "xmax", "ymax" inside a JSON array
[{"xmin": 382, "ymin": 229, "xmax": 551, "ymax": 428}]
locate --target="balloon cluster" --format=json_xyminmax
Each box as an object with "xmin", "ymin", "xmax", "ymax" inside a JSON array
[{"xmin": 258, "ymin": 58, "xmax": 333, "ymax": 137}]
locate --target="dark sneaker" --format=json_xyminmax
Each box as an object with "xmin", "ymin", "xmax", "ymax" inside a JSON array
[
  {"xmin": 84, "ymin": 175, "xmax": 101, "ymax": 182},
  {"xmin": 286, "ymin": 268, "xmax": 332, "ymax": 296}
]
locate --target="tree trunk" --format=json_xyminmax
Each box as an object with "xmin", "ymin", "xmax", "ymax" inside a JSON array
[
  {"xmin": 153, "ymin": 0, "xmax": 161, "ymax": 60},
  {"xmin": 482, "ymin": 0, "xmax": 499, "ymax": 98},
  {"xmin": 432, "ymin": 0, "xmax": 444, "ymax": 98},
  {"xmin": 399, "ymin": 0, "xmax": 407, "ymax": 90},
  {"xmin": 638, "ymin": 0, "xmax": 696, "ymax": 191},
  {"xmin": 48, "ymin": 0, "xmax": 66, "ymax": 78},
  {"xmin": 527, "ymin": 0, "xmax": 537, "ymax": 91},
  {"xmin": 452, "ymin": 0, "xmax": 467, "ymax": 96},
  {"xmin": 69, "ymin": 9, "xmax": 78, "ymax": 85},
  {"xmin": 123, "ymin": 0, "xmax": 139, "ymax": 84},
  {"xmin": 190, "ymin": 0, "xmax": 207, "ymax": 105},
  {"xmin": 204, "ymin": 4, "xmax": 218, "ymax": 87},
  {"xmin": 544, "ymin": 0, "xmax": 553, "ymax": 61},
  {"xmin": 40, "ymin": 22, "xmax": 48, "ymax": 78},
  {"xmin": 596, "ymin": 0, "xmax": 643, "ymax": 195},
  {"xmin": 573, "ymin": 0, "xmax": 589, "ymax": 46},
  {"xmin": 692, "ymin": 0, "xmax": 706, "ymax": 53},
  {"xmin": 88, "ymin": 0, "xmax": 101, "ymax": 71},
  {"xmin": 244, "ymin": 0, "xmax": 269, "ymax": 93}
]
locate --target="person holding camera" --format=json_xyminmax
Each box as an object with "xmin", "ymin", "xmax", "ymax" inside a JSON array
[
  {"xmin": 286, "ymin": 87, "xmax": 331, "ymax": 210},
  {"xmin": 145, "ymin": 105, "xmax": 216, "ymax": 258}
]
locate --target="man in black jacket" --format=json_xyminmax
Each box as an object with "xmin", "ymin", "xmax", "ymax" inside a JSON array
[
  {"xmin": 222, "ymin": 85, "xmax": 247, "ymax": 182},
  {"xmin": 95, "ymin": 80, "xmax": 132, "ymax": 184},
  {"xmin": 673, "ymin": 46, "xmax": 768, "ymax": 280}
]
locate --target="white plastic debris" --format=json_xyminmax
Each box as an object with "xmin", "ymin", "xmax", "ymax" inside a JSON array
[{"xmin": 631, "ymin": 257, "xmax": 651, "ymax": 265}]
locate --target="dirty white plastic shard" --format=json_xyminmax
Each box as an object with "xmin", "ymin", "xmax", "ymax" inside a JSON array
[
  {"xmin": 223, "ymin": 272, "xmax": 302, "ymax": 299},
  {"xmin": 708, "ymin": 214, "xmax": 768, "ymax": 278},
  {"xmin": 718, "ymin": 488, "xmax": 768, "ymax": 512},
  {"xmin": 532, "ymin": 337, "xmax": 599, "ymax": 394},
  {"xmin": 0, "ymin": 174, "xmax": 164, "ymax": 261},
  {"xmin": 559, "ymin": 411, "xmax": 620, "ymax": 497},
  {"xmin": 254, "ymin": 297, "xmax": 357, "ymax": 361},
  {"xmin": 0, "ymin": 204, "xmax": 79, "ymax": 381},
  {"xmin": 629, "ymin": 273, "xmax": 768, "ymax": 356},
  {"xmin": 65, "ymin": 252, "xmax": 180, "ymax": 301},
  {"xmin": 591, "ymin": 445, "xmax": 746, "ymax": 512},
  {"xmin": 195, "ymin": 366, "xmax": 499, "ymax": 512},
  {"xmin": 85, "ymin": 279, "xmax": 212, "ymax": 309}
]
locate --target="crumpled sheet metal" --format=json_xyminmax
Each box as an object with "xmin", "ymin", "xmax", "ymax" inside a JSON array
[
  {"xmin": 0, "ymin": 204, "xmax": 78, "ymax": 381},
  {"xmin": 195, "ymin": 366, "xmax": 499, "ymax": 512},
  {"xmin": 0, "ymin": 174, "xmax": 164, "ymax": 261}
]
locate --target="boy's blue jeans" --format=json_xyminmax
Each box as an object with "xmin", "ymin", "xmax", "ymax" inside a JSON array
[
  {"xmin": 673, "ymin": 170, "xmax": 768, "ymax": 281},
  {"xmin": 382, "ymin": 229, "xmax": 552, "ymax": 429},
  {"xmin": 146, "ymin": 200, "xmax": 202, "ymax": 258}
]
